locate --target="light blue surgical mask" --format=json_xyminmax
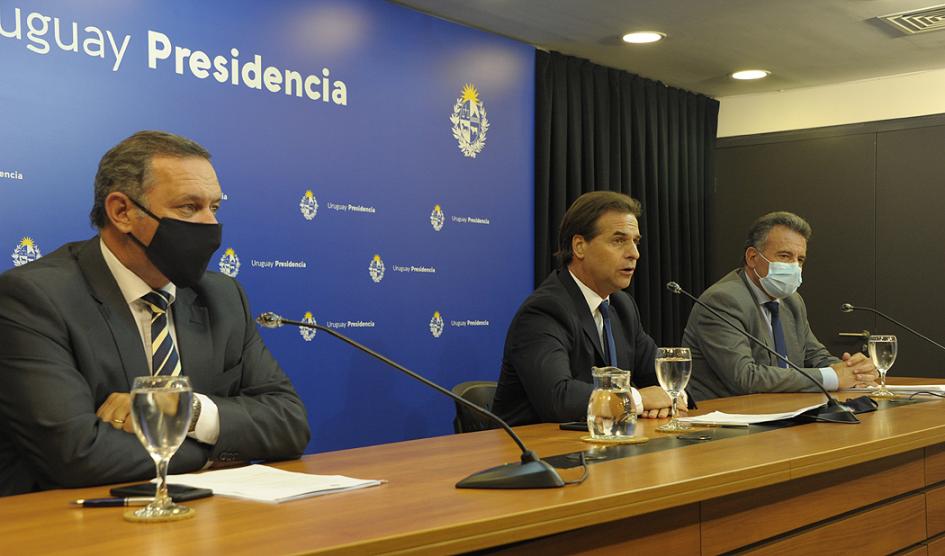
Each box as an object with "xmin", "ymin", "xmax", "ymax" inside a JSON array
[{"xmin": 753, "ymin": 252, "xmax": 802, "ymax": 299}]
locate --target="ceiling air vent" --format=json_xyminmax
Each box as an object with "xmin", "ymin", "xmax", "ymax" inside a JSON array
[{"xmin": 879, "ymin": 4, "xmax": 945, "ymax": 34}]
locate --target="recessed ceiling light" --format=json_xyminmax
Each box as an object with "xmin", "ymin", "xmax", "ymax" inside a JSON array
[
  {"xmin": 622, "ymin": 31, "xmax": 665, "ymax": 44},
  {"xmin": 731, "ymin": 69, "xmax": 770, "ymax": 80}
]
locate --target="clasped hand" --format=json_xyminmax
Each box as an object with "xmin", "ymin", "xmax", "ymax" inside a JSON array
[
  {"xmin": 95, "ymin": 393, "xmax": 134, "ymax": 433},
  {"xmin": 832, "ymin": 352, "xmax": 879, "ymax": 389},
  {"xmin": 639, "ymin": 386, "xmax": 687, "ymax": 419}
]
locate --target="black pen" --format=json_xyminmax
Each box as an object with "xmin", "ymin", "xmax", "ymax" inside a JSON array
[{"xmin": 69, "ymin": 497, "xmax": 154, "ymax": 508}]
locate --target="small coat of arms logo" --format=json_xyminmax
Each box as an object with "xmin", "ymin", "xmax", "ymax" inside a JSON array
[
  {"xmin": 11, "ymin": 237, "xmax": 41, "ymax": 267},
  {"xmin": 369, "ymin": 254, "xmax": 385, "ymax": 283},
  {"xmin": 218, "ymin": 247, "xmax": 241, "ymax": 277},
  {"xmin": 450, "ymin": 83, "xmax": 489, "ymax": 158},
  {"xmin": 300, "ymin": 311, "xmax": 317, "ymax": 342},
  {"xmin": 429, "ymin": 311, "xmax": 444, "ymax": 338},
  {"xmin": 300, "ymin": 190, "xmax": 319, "ymax": 221},
  {"xmin": 430, "ymin": 204, "xmax": 445, "ymax": 232}
]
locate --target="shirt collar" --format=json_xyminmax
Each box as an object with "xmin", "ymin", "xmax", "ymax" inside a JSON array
[
  {"xmin": 569, "ymin": 269, "xmax": 608, "ymax": 315},
  {"xmin": 100, "ymin": 238, "xmax": 176, "ymax": 305},
  {"xmin": 745, "ymin": 269, "xmax": 775, "ymax": 307}
]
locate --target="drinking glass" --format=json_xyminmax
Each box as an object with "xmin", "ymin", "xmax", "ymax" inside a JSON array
[
  {"xmin": 126, "ymin": 375, "xmax": 195, "ymax": 522},
  {"xmin": 868, "ymin": 335, "xmax": 898, "ymax": 399},
  {"xmin": 655, "ymin": 347, "xmax": 692, "ymax": 432},
  {"xmin": 586, "ymin": 367, "xmax": 637, "ymax": 439}
]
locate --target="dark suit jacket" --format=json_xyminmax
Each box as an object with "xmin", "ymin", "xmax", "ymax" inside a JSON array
[
  {"xmin": 0, "ymin": 238, "xmax": 310, "ymax": 496},
  {"xmin": 492, "ymin": 270, "xmax": 659, "ymax": 425},
  {"xmin": 682, "ymin": 269, "xmax": 838, "ymax": 401}
]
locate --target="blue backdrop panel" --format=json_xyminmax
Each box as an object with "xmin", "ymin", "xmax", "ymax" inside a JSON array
[{"xmin": 0, "ymin": 0, "xmax": 534, "ymax": 452}]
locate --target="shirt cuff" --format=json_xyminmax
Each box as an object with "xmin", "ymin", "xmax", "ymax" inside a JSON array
[
  {"xmin": 820, "ymin": 367, "xmax": 839, "ymax": 391},
  {"xmin": 630, "ymin": 387, "xmax": 644, "ymax": 415},
  {"xmin": 189, "ymin": 393, "xmax": 220, "ymax": 445}
]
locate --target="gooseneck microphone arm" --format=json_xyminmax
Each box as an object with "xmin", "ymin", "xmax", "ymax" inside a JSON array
[
  {"xmin": 667, "ymin": 282, "xmax": 859, "ymax": 424},
  {"xmin": 255, "ymin": 311, "xmax": 567, "ymax": 488},
  {"xmin": 841, "ymin": 303, "xmax": 945, "ymax": 353},
  {"xmin": 258, "ymin": 312, "xmax": 526, "ymax": 451}
]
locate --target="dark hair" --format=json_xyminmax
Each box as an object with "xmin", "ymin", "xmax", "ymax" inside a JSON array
[
  {"xmin": 557, "ymin": 191, "xmax": 642, "ymax": 266},
  {"xmin": 90, "ymin": 130, "xmax": 212, "ymax": 229},
  {"xmin": 744, "ymin": 211, "xmax": 812, "ymax": 255}
]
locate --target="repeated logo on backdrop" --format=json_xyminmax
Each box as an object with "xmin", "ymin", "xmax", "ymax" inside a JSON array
[
  {"xmin": 430, "ymin": 204, "xmax": 445, "ymax": 232},
  {"xmin": 450, "ymin": 84, "xmax": 489, "ymax": 158},
  {"xmin": 11, "ymin": 237, "xmax": 41, "ymax": 267},
  {"xmin": 368, "ymin": 254, "xmax": 385, "ymax": 283},
  {"xmin": 300, "ymin": 311, "xmax": 317, "ymax": 342},
  {"xmin": 218, "ymin": 247, "xmax": 241, "ymax": 277},
  {"xmin": 299, "ymin": 190, "xmax": 319, "ymax": 221},
  {"xmin": 429, "ymin": 310, "xmax": 444, "ymax": 338}
]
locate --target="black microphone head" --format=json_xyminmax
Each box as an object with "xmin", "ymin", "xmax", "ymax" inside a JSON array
[
  {"xmin": 666, "ymin": 281, "xmax": 682, "ymax": 294},
  {"xmin": 840, "ymin": 303, "xmax": 854, "ymax": 313},
  {"xmin": 256, "ymin": 312, "xmax": 284, "ymax": 328}
]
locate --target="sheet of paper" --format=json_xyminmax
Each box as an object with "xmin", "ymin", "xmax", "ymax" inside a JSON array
[
  {"xmin": 167, "ymin": 464, "xmax": 383, "ymax": 503},
  {"xmin": 677, "ymin": 402, "xmax": 826, "ymax": 426}
]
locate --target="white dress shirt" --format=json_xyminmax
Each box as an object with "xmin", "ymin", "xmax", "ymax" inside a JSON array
[
  {"xmin": 100, "ymin": 239, "xmax": 220, "ymax": 444},
  {"xmin": 569, "ymin": 270, "xmax": 646, "ymax": 414},
  {"xmin": 745, "ymin": 277, "xmax": 838, "ymax": 391}
]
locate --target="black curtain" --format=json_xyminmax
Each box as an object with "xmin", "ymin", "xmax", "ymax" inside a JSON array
[{"xmin": 535, "ymin": 50, "xmax": 719, "ymax": 345}]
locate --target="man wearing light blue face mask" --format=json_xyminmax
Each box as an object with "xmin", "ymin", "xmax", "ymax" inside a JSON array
[{"xmin": 682, "ymin": 211, "xmax": 878, "ymax": 401}]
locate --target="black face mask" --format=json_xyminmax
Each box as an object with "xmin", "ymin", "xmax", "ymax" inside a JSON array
[{"xmin": 127, "ymin": 197, "xmax": 222, "ymax": 288}]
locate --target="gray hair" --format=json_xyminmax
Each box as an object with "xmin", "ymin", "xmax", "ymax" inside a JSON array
[
  {"xmin": 744, "ymin": 211, "xmax": 812, "ymax": 252},
  {"xmin": 90, "ymin": 130, "xmax": 211, "ymax": 229}
]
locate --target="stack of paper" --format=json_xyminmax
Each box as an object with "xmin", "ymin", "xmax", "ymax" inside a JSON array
[
  {"xmin": 167, "ymin": 464, "xmax": 383, "ymax": 503},
  {"xmin": 677, "ymin": 402, "xmax": 826, "ymax": 427}
]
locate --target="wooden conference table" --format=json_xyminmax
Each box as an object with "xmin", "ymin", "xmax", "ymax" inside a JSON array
[{"xmin": 4, "ymin": 384, "xmax": 945, "ymax": 555}]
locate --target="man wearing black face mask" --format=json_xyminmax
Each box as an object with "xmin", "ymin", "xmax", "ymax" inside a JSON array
[{"xmin": 0, "ymin": 131, "xmax": 310, "ymax": 496}]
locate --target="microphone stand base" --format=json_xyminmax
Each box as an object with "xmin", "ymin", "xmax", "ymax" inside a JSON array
[
  {"xmin": 797, "ymin": 402, "xmax": 860, "ymax": 424},
  {"xmin": 455, "ymin": 459, "xmax": 565, "ymax": 489}
]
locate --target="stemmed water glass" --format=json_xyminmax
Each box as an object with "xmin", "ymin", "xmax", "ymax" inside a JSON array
[
  {"xmin": 655, "ymin": 347, "xmax": 692, "ymax": 432},
  {"xmin": 868, "ymin": 335, "xmax": 898, "ymax": 399},
  {"xmin": 126, "ymin": 375, "xmax": 195, "ymax": 522}
]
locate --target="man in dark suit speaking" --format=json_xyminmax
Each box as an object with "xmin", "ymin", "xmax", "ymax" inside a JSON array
[
  {"xmin": 0, "ymin": 131, "xmax": 310, "ymax": 496},
  {"xmin": 493, "ymin": 192, "xmax": 671, "ymax": 425}
]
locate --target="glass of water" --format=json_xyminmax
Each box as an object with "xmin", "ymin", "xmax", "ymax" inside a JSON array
[
  {"xmin": 868, "ymin": 335, "xmax": 898, "ymax": 399},
  {"xmin": 127, "ymin": 375, "xmax": 195, "ymax": 522},
  {"xmin": 587, "ymin": 367, "xmax": 637, "ymax": 439},
  {"xmin": 655, "ymin": 347, "xmax": 692, "ymax": 432}
]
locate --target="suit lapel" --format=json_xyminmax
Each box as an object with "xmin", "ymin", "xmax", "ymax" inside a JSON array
[
  {"xmin": 778, "ymin": 302, "xmax": 802, "ymax": 362},
  {"xmin": 76, "ymin": 238, "xmax": 149, "ymax": 389},
  {"xmin": 173, "ymin": 288, "xmax": 213, "ymax": 392},
  {"xmin": 557, "ymin": 270, "xmax": 606, "ymax": 362}
]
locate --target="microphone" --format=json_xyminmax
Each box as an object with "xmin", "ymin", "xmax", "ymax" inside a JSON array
[
  {"xmin": 256, "ymin": 312, "xmax": 566, "ymax": 489},
  {"xmin": 841, "ymin": 303, "xmax": 945, "ymax": 352},
  {"xmin": 666, "ymin": 282, "xmax": 861, "ymax": 424}
]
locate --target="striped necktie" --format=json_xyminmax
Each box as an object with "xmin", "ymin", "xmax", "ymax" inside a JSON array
[{"xmin": 140, "ymin": 290, "xmax": 182, "ymax": 376}]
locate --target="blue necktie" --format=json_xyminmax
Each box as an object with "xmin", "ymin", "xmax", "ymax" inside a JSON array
[
  {"xmin": 599, "ymin": 300, "xmax": 618, "ymax": 367},
  {"xmin": 141, "ymin": 290, "xmax": 182, "ymax": 376},
  {"xmin": 764, "ymin": 301, "xmax": 789, "ymax": 368}
]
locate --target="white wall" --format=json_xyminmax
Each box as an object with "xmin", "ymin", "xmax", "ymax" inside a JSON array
[{"xmin": 718, "ymin": 68, "xmax": 945, "ymax": 137}]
